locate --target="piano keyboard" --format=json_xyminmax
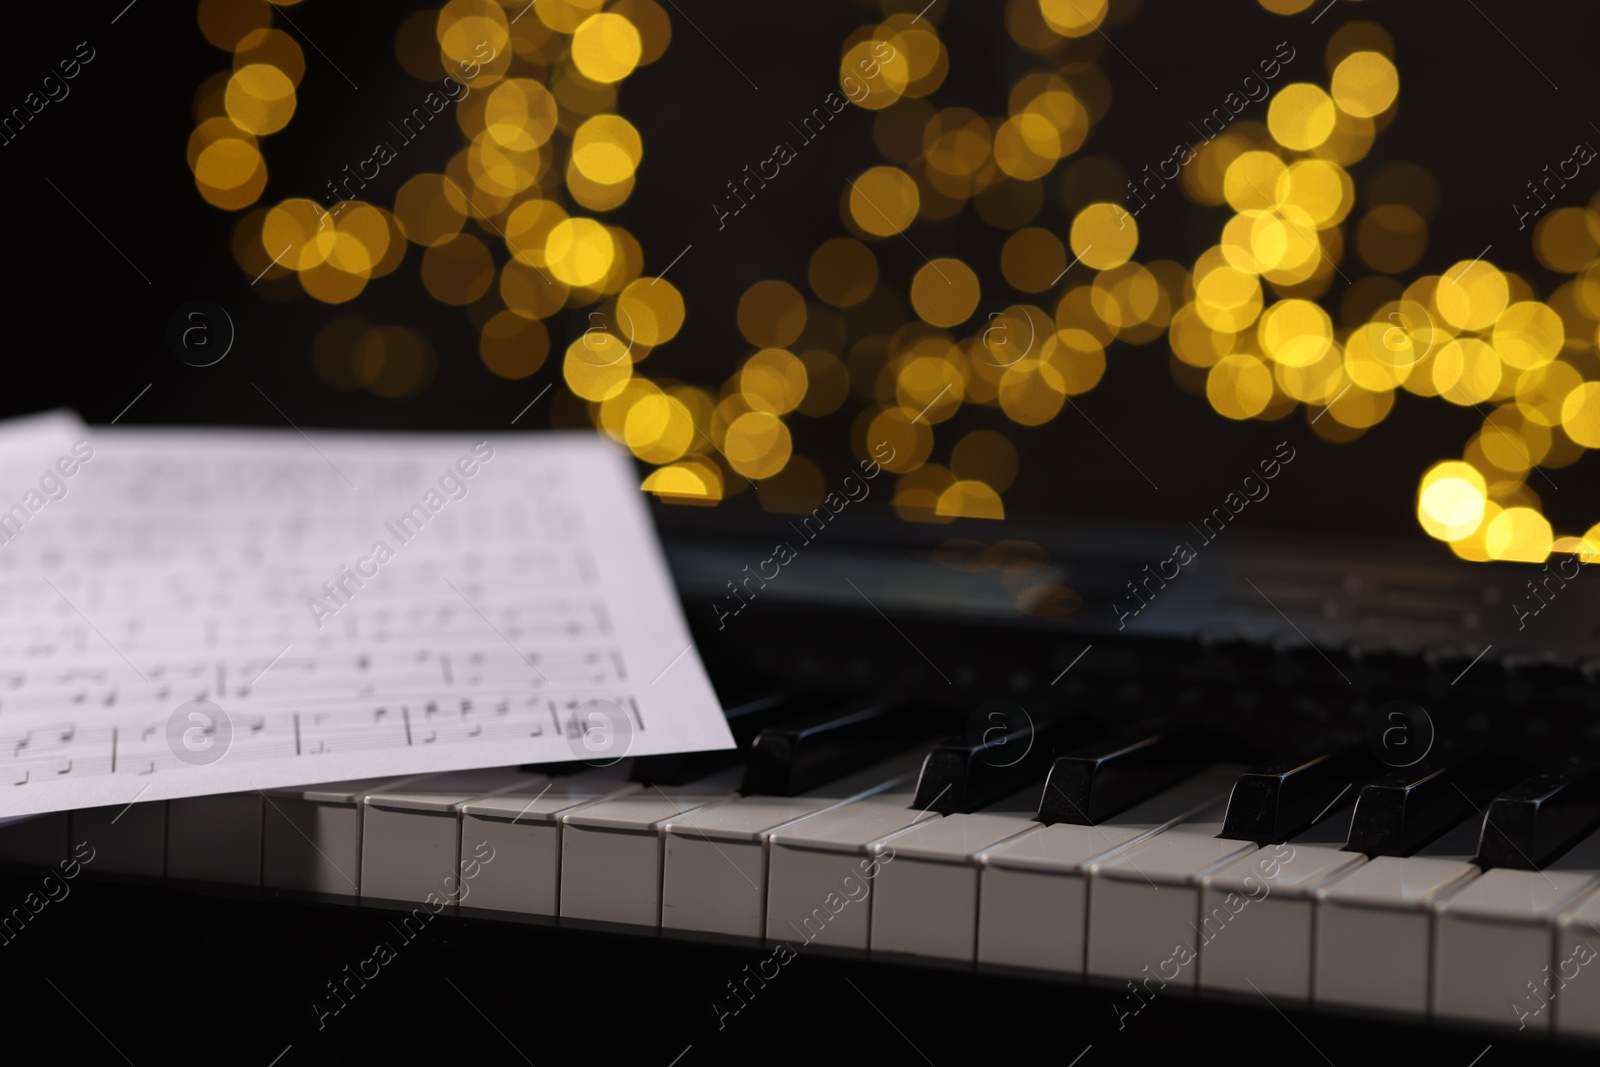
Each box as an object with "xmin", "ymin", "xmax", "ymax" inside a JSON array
[{"xmin": 6, "ymin": 692, "xmax": 1600, "ymax": 1040}]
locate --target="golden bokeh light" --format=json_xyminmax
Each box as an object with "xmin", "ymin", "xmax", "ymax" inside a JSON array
[
  {"xmin": 737, "ymin": 281, "xmax": 807, "ymax": 348},
  {"xmin": 741, "ymin": 349, "xmax": 808, "ymax": 415},
  {"xmin": 616, "ymin": 277, "xmax": 685, "ymax": 347},
  {"xmin": 225, "ymin": 64, "xmax": 295, "ymax": 135},
  {"xmin": 936, "ymin": 480, "xmax": 1005, "ymax": 519},
  {"xmin": 484, "ymin": 79, "xmax": 560, "ymax": 151},
  {"xmin": 624, "ymin": 393, "xmax": 697, "ymax": 465},
  {"xmin": 1485, "ymin": 506, "xmax": 1553, "ymax": 562},
  {"xmin": 1268, "ymin": 84, "xmax": 1337, "ymax": 151},
  {"xmin": 849, "ymin": 166, "xmax": 920, "ymax": 236},
  {"xmin": 723, "ymin": 411, "xmax": 794, "ymax": 479},
  {"xmin": 1330, "ymin": 51, "xmax": 1399, "ymax": 118},
  {"xmin": 998, "ymin": 360, "xmax": 1067, "ymax": 425},
  {"xmin": 1493, "ymin": 301, "xmax": 1564, "ymax": 370},
  {"xmin": 194, "ymin": 138, "xmax": 267, "ymax": 210},
  {"xmin": 1070, "ymin": 203, "xmax": 1137, "ymax": 271},
  {"xmin": 564, "ymin": 336, "xmax": 633, "ymax": 400},
  {"xmin": 1038, "ymin": 0, "xmax": 1107, "ymax": 37},
  {"xmin": 394, "ymin": 174, "xmax": 468, "ymax": 247},
  {"xmin": 910, "ymin": 259, "xmax": 981, "ymax": 327},
  {"xmin": 1561, "ymin": 381, "xmax": 1600, "ymax": 448},
  {"xmin": 571, "ymin": 113, "xmax": 642, "ymax": 184},
  {"xmin": 544, "ymin": 217, "xmax": 616, "ymax": 287},
  {"xmin": 570, "ymin": 12, "xmax": 642, "ymax": 83},
  {"xmin": 1207, "ymin": 353, "xmax": 1275, "ymax": 420},
  {"xmin": 865, "ymin": 407, "xmax": 934, "ymax": 472},
  {"xmin": 1417, "ymin": 461, "xmax": 1487, "ymax": 542},
  {"xmin": 1436, "ymin": 260, "xmax": 1509, "ymax": 331},
  {"xmin": 1431, "ymin": 338, "xmax": 1502, "ymax": 406},
  {"xmin": 1534, "ymin": 207, "xmax": 1599, "ymax": 273},
  {"xmin": 479, "ymin": 311, "xmax": 549, "ymax": 379}
]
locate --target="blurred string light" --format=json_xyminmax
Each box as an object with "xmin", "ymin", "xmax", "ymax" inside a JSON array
[{"xmin": 189, "ymin": 0, "xmax": 1600, "ymax": 565}]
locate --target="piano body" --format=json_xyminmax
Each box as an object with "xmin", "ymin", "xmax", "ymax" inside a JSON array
[{"xmin": 5, "ymin": 511, "xmax": 1600, "ymax": 1064}]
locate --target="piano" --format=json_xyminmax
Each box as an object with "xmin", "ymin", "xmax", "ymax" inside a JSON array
[{"xmin": 5, "ymin": 511, "xmax": 1599, "ymax": 1064}]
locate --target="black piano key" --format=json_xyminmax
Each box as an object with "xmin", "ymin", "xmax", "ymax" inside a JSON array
[
  {"xmin": 1346, "ymin": 749, "xmax": 1537, "ymax": 857},
  {"xmin": 740, "ymin": 697, "xmax": 934, "ymax": 796},
  {"xmin": 630, "ymin": 691, "xmax": 808, "ymax": 786},
  {"xmin": 1219, "ymin": 736, "xmax": 1387, "ymax": 844},
  {"xmin": 911, "ymin": 707, "xmax": 1091, "ymax": 815},
  {"xmin": 1037, "ymin": 721, "xmax": 1213, "ymax": 825},
  {"xmin": 1475, "ymin": 758, "xmax": 1600, "ymax": 870}
]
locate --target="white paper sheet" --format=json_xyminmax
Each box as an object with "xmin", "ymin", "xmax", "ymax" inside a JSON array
[{"xmin": 0, "ymin": 423, "xmax": 732, "ymax": 818}]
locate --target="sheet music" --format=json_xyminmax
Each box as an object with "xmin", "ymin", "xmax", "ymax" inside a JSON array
[{"xmin": 0, "ymin": 420, "xmax": 732, "ymax": 817}]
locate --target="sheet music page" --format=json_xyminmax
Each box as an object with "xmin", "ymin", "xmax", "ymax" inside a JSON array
[{"xmin": 0, "ymin": 423, "xmax": 733, "ymax": 818}]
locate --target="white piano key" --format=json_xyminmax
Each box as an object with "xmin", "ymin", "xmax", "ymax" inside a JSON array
[
  {"xmin": 458, "ymin": 768, "xmax": 640, "ymax": 916},
  {"xmin": 1197, "ymin": 806, "xmax": 1365, "ymax": 999},
  {"xmin": 361, "ymin": 767, "xmax": 546, "ymax": 905},
  {"xmin": 1085, "ymin": 799, "xmax": 1259, "ymax": 985},
  {"xmin": 976, "ymin": 764, "xmax": 1242, "ymax": 975},
  {"xmin": 0, "ymin": 813, "xmax": 68, "ymax": 867},
  {"xmin": 1432, "ymin": 824, "xmax": 1600, "ymax": 1031},
  {"xmin": 1312, "ymin": 818, "xmax": 1480, "ymax": 1015},
  {"xmin": 661, "ymin": 747, "xmax": 933, "ymax": 941},
  {"xmin": 764, "ymin": 779, "xmax": 941, "ymax": 953},
  {"xmin": 261, "ymin": 775, "xmax": 430, "ymax": 896},
  {"xmin": 71, "ymin": 802, "xmax": 167, "ymax": 878},
  {"xmin": 869, "ymin": 783, "xmax": 1047, "ymax": 962},
  {"xmin": 1553, "ymin": 884, "xmax": 1600, "ymax": 1038},
  {"xmin": 560, "ymin": 769, "xmax": 743, "ymax": 927},
  {"xmin": 166, "ymin": 793, "xmax": 263, "ymax": 886}
]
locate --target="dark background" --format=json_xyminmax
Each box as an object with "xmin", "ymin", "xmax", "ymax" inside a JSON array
[{"xmin": 4, "ymin": 0, "xmax": 1596, "ymax": 543}]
